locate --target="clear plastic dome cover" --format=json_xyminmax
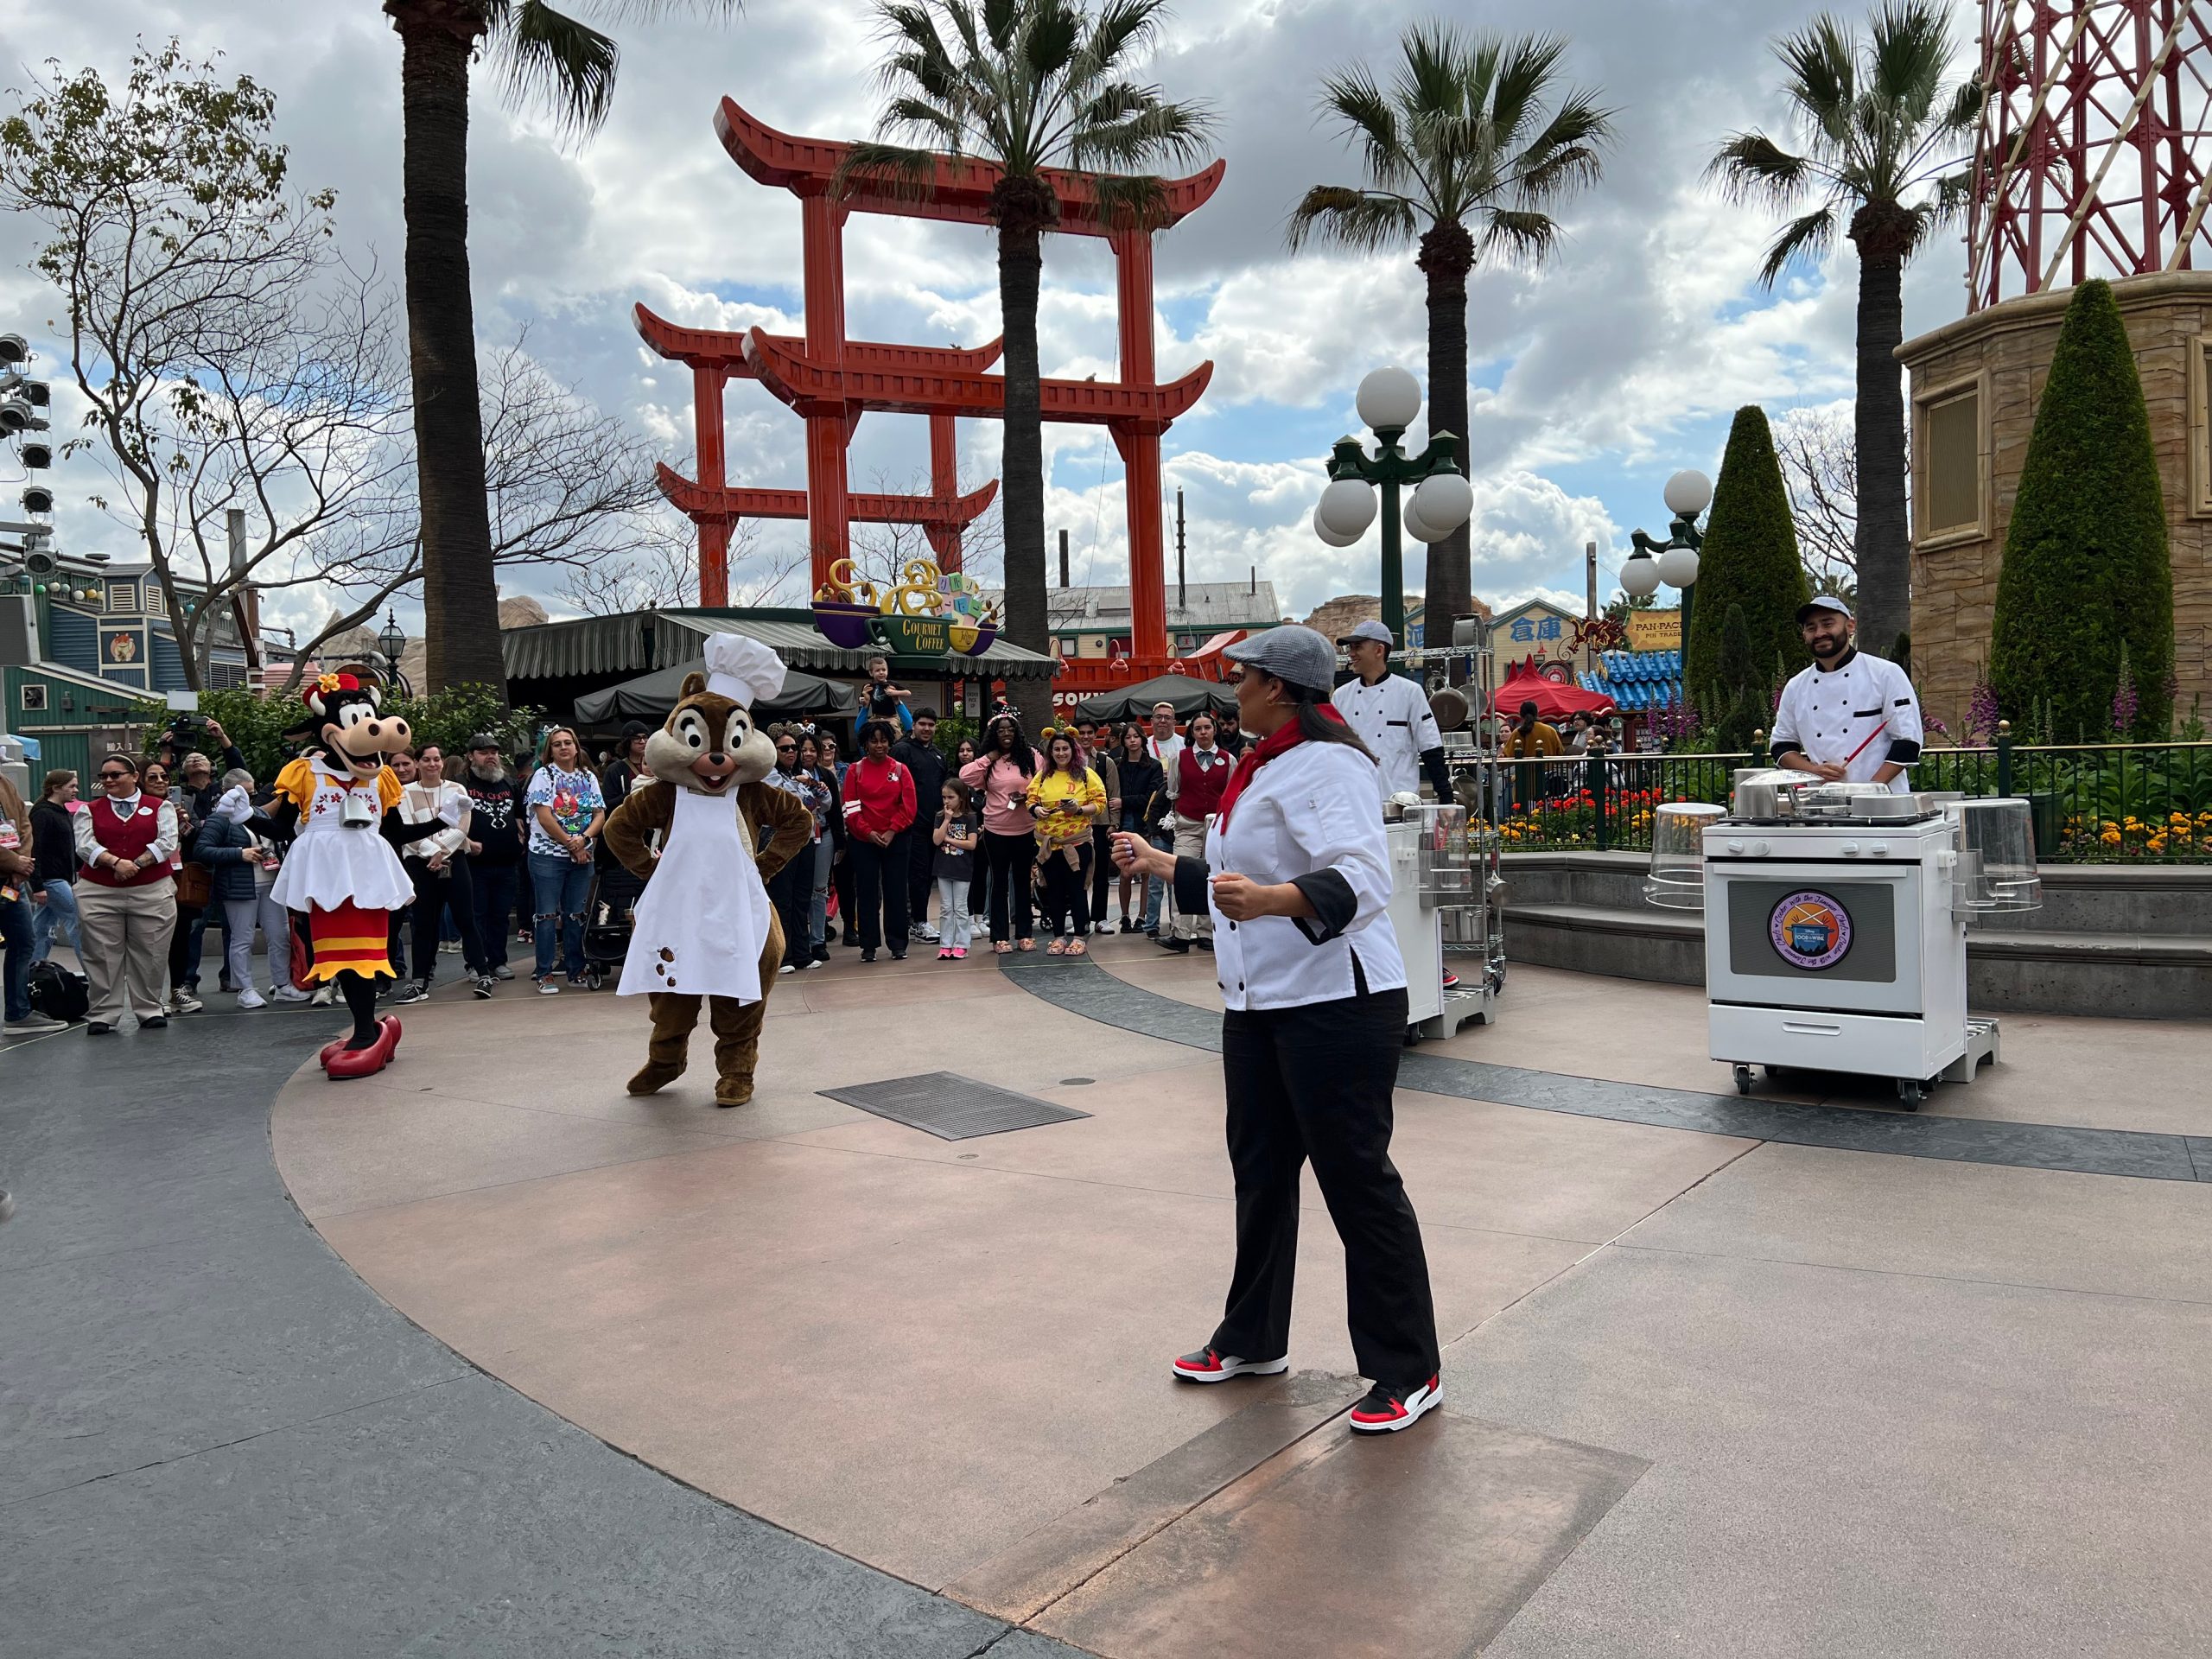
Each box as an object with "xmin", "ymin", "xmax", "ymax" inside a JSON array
[
  {"xmin": 1645, "ymin": 802, "xmax": 1725, "ymax": 910},
  {"xmin": 1954, "ymin": 798, "xmax": 2042, "ymax": 913}
]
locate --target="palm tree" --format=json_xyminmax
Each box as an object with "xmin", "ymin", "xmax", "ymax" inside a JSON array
[
  {"xmin": 842, "ymin": 0, "xmax": 1212, "ymax": 726},
  {"xmin": 382, "ymin": 0, "xmax": 734, "ymax": 692},
  {"xmin": 1708, "ymin": 0, "xmax": 1981, "ymax": 663},
  {"xmin": 1289, "ymin": 25, "xmax": 1612, "ymax": 636}
]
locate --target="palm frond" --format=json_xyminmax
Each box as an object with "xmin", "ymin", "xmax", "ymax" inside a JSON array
[
  {"xmin": 1707, "ymin": 130, "xmax": 1814, "ymax": 207},
  {"xmin": 1314, "ymin": 64, "xmax": 1410, "ymax": 197},
  {"xmin": 1866, "ymin": 0, "xmax": 1954, "ymax": 114},
  {"xmin": 1474, "ymin": 206, "xmax": 1560, "ymax": 269},
  {"xmin": 491, "ymin": 0, "xmax": 620, "ymax": 140},
  {"xmin": 1756, "ymin": 206, "xmax": 1837, "ymax": 286},
  {"xmin": 1484, "ymin": 32, "xmax": 1573, "ymax": 150},
  {"xmin": 833, "ymin": 137, "xmax": 943, "ymax": 201},
  {"xmin": 552, "ymin": 0, "xmax": 741, "ymax": 22},
  {"xmin": 1777, "ymin": 14, "xmax": 1859, "ymax": 152},
  {"xmin": 1284, "ymin": 185, "xmax": 1419, "ymax": 253}
]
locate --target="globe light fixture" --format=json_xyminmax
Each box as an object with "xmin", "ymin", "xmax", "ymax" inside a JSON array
[
  {"xmin": 1313, "ymin": 366, "xmax": 1473, "ymax": 651},
  {"xmin": 1626, "ymin": 468, "xmax": 1712, "ymax": 647},
  {"xmin": 1662, "ymin": 469, "xmax": 1713, "ymax": 519},
  {"xmin": 1354, "ymin": 366, "xmax": 1422, "ymax": 433},
  {"xmin": 1618, "ymin": 550, "xmax": 1664, "ymax": 600},
  {"xmin": 377, "ymin": 608, "xmax": 406, "ymax": 666},
  {"xmin": 1317, "ymin": 476, "xmax": 1378, "ymax": 540},
  {"xmin": 1312, "ymin": 501, "xmax": 1364, "ymax": 549}
]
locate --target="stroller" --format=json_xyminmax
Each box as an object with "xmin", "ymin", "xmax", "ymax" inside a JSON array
[{"xmin": 580, "ymin": 860, "xmax": 647, "ymax": 990}]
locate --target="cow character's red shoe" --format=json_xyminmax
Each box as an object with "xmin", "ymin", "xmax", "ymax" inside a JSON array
[{"xmin": 325, "ymin": 1016, "xmax": 402, "ymax": 1080}]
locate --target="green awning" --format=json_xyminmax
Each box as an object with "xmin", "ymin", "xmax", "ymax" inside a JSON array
[{"xmin": 503, "ymin": 608, "xmax": 1062, "ymax": 683}]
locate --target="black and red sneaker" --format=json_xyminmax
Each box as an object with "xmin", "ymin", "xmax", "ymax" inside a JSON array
[
  {"xmin": 1348, "ymin": 1373, "xmax": 1442, "ymax": 1433},
  {"xmin": 1170, "ymin": 1346, "xmax": 1289, "ymax": 1383}
]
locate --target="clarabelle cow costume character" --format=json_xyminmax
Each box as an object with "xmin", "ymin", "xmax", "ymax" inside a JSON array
[
  {"xmin": 266, "ymin": 670, "xmax": 416, "ymax": 1079},
  {"xmin": 602, "ymin": 634, "xmax": 811, "ymax": 1106}
]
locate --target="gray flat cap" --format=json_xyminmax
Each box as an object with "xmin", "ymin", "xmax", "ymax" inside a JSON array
[
  {"xmin": 1224, "ymin": 625, "xmax": 1338, "ymax": 693},
  {"xmin": 1796, "ymin": 594, "xmax": 1852, "ymax": 623},
  {"xmin": 1338, "ymin": 618, "xmax": 1393, "ymax": 646}
]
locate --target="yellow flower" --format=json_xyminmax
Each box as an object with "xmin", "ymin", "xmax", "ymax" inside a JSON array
[{"xmin": 315, "ymin": 671, "xmax": 344, "ymax": 694}]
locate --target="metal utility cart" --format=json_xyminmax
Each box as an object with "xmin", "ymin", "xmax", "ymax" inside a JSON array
[
  {"xmin": 1387, "ymin": 802, "xmax": 1497, "ymax": 1039},
  {"xmin": 1645, "ymin": 774, "xmax": 2042, "ymax": 1108}
]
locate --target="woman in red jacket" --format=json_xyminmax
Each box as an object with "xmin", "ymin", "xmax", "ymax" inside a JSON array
[{"xmin": 840, "ymin": 720, "xmax": 918, "ymax": 963}]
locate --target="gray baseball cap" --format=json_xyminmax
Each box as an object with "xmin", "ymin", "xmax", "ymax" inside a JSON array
[
  {"xmin": 1224, "ymin": 625, "xmax": 1338, "ymax": 693},
  {"xmin": 1796, "ymin": 594, "xmax": 1852, "ymax": 623},
  {"xmin": 1338, "ymin": 618, "xmax": 1393, "ymax": 646}
]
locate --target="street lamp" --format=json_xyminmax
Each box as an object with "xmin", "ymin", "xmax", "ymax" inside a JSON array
[
  {"xmin": 1311, "ymin": 366, "xmax": 1475, "ymax": 651},
  {"xmin": 1624, "ymin": 468, "xmax": 1711, "ymax": 651},
  {"xmin": 375, "ymin": 609, "xmax": 412, "ymax": 696}
]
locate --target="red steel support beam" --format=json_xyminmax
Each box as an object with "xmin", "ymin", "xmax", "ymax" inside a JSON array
[{"xmin": 1112, "ymin": 226, "xmax": 1166, "ymax": 661}]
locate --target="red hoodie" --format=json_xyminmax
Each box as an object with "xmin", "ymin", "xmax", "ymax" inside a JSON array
[{"xmin": 841, "ymin": 754, "xmax": 917, "ymax": 839}]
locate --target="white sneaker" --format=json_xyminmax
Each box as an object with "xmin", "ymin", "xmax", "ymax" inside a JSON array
[
  {"xmin": 914, "ymin": 924, "xmax": 939, "ymax": 942},
  {"xmin": 236, "ymin": 989, "xmax": 268, "ymax": 1010},
  {"xmin": 5, "ymin": 1013, "xmax": 67, "ymax": 1034},
  {"xmin": 1093, "ymin": 917, "xmax": 1117, "ymax": 935},
  {"xmin": 271, "ymin": 985, "xmax": 311, "ymax": 1003},
  {"xmin": 308, "ymin": 983, "xmax": 334, "ymax": 1007}
]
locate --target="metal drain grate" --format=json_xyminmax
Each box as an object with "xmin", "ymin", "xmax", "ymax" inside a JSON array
[{"xmin": 818, "ymin": 1071, "xmax": 1092, "ymax": 1141}]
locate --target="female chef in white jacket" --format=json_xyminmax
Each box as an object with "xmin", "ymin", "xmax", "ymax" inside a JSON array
[{"xmin": 1115, "ymin": 626, "xmax": 1442, "ymax": 1433}]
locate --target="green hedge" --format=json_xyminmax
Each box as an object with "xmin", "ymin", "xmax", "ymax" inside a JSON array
[{"xmin": 1990, "ymin": 278, "xmax": 2174, "ymax": 741}]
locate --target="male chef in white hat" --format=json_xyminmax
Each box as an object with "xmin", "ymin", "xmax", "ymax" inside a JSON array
[
  {"xmin": 1770, "ymin": 596, "xmax": 1924, "ymax": 793},
  {"xmin": 1331, "ymin": 619, "xmax": 1453, "ymax": 807},
  {"xmin": 1332, "ymin": 617, "xmax": 1462, "ymax": 989}
]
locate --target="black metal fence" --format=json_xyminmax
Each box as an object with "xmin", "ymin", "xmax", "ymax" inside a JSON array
[{"xmin": 1480, "ymin": 734, "xmax": 2212, "ymax": 862}]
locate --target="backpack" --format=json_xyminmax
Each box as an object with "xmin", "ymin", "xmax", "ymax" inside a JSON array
[{"xmin": 28, "ymin": 959, "xmax": 90, "ymax": 1023}]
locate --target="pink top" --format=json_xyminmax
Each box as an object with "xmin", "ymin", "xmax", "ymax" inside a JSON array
[{"xmin": 961, "ymin": 750, "xmax": 1045, "ymax": 837}]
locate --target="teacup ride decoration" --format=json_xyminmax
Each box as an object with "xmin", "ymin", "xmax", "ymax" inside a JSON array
[{"xmin": 810, "ymin": 561, "xmax": 883, "ymax": 650}]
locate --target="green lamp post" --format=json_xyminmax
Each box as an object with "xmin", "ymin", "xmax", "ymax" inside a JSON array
[
  {"xmin": 1312, "ymin": 368, "xmax": 1475, "ymax": 652},
  {"xmin": 1623, "ymin": 468, "xmax": 1712, "ymax": 651}
]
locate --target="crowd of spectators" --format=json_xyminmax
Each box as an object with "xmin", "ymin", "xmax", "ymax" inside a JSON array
[{"xmin": 0, "ymin": 688, "xmax": 1250, "ymax": 1035}]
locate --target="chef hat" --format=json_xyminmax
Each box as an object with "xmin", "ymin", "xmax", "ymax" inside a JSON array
[{"xmin": 703, "ymin": 632, "xmax": 787, "ymax": 708}]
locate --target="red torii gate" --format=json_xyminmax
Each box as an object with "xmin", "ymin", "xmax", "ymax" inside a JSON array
[
  {"xmin": 634, "ymin": 305, "xmax": 1000, "ymax": 595},
  {"xmin": 639, "ymin": 98, "xmax": 1223, "ymax": 661}
]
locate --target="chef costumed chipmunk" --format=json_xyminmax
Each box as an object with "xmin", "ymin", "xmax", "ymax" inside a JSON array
[
  {"xmin": 601, "ymin": 634, "xmax": 812, "ymax": 1107},
  {"xmin": 265, "ymin": 670, "xmax": 416, "ymax": 1080}
]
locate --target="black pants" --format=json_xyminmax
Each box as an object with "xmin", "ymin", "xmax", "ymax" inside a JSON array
[
  {"xmin": 1039, "ymin": 841, "xmax": 1091, "ymax": 938},
  {"xmin": 1211, "ymin": 983, "xmax": 1439, "ymax": 1389},
  {"xmin": 473, "ymin": 861, "xmax": 518, "ymax": 971},
  {"xmin": 833, "ymin": 846, "xmax": 857, "ymax": 942},
  {"xmin": 767, "ymin": 855, "xmax": 810, "ymax": 965},
  {"xmin": 1088, "ymin": 824, "xmax": 1114, "ymax": 925},
  {"xmin": 407, "ymin": 857, "xmax": 486, "ymax": 981},
  {"xmin": 981, "ymin": 829, "xmax": 1035, "ymax": 943},
  {"xmin": 848, "ymin": 832, "xmax": 910, "ymax": 953}
]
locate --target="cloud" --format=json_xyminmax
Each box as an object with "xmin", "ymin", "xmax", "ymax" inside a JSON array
[{"xmin": 0, "ymin": 0, "xmax": 1993, "ymax": 637}]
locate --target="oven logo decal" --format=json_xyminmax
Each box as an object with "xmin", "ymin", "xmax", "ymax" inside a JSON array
[{"xmin": 1769, "ymin": 890, "xmax": 1853, "ymax": 969}]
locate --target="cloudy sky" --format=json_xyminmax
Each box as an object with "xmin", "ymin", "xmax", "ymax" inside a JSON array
[{"xmin": 0, "ymin": 0, "xmax": 1983, "ymax": 643}]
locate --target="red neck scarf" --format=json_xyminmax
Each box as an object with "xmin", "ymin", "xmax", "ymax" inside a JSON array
[{"xmin": 1214, "ymin": 704, "xmax": 1345, "ymax": 830}]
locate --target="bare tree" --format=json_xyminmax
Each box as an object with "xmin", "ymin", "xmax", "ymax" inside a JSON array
[
  {"xmin": 846, "ymin": 466, "xmax": 1006, "ymax": 595},
  {"xmin": 559, "ymin": 515, "xmax": 807, "ymax": 614},
  {"xmin": 1774, "ymin": 404, "xmax": 1861, "ymax": 603}
]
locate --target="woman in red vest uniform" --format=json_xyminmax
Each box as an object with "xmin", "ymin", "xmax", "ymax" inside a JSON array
[{"xmin": 73, "ymin": 752, "xmax": 181, "ymax": 1033}]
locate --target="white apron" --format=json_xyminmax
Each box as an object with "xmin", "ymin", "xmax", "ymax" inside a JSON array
[
  {"xmin": 270, "ymin": 758, "xmax": 414, "ymax": 913},
  {"xmin": 616, "ymin": 785, "xmax": 772, "ymax": 1002}
]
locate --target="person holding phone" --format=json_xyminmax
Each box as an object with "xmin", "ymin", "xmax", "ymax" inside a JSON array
[{"xmin": 1113, "ymin": 626, "xmax": 1442, "ymax": 1436}]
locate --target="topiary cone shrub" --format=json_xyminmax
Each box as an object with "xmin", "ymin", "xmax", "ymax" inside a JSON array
[
  {"xmin": 1685, "ymin": 404, "xmax": 1810, "ymax": 708},
  {"xmin": 1989, "ymin": 278, "xmax": 2173, "ymax": 742}
]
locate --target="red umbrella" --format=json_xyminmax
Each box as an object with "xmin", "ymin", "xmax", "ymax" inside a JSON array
[{"xmin": 1488, "ymin": 668, "xmax": 1617, "ymax": 721}]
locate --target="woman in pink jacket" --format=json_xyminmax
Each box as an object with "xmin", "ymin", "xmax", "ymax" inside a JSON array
[{"xmin": 959, "ymin": 713, "xmax": 1044, "ymax": 954}]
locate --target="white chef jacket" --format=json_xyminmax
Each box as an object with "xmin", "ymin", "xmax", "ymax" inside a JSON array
[
  {"xmin": 1193, "ymin": 739, "xmax": 1406, "ymax": 1011},
  {"xmin": 1770, "ymin": 649, "xmax": 1924, "ymax": 793},
  {"xmin": 1148, "ymin": 731, "xmax": 1186, "ymax": 799},
  {"xmin": 1332, "ymin": 671, "xmax": 1443, "ymax": 805}
]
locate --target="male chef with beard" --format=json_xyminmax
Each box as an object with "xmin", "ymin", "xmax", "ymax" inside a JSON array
[{"xmin": 1770, "ymin": 597, "xmax": 1924, "ymax": 794}]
